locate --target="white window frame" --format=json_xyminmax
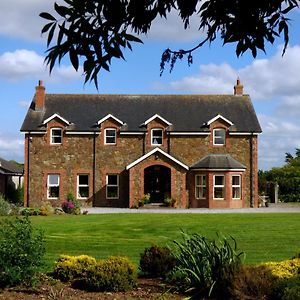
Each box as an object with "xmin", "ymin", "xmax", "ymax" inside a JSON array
[
  {"xmin": 77, "ymin": 174, "xmax": 89, "ymax": 199},
  {"xmin": 213, "ymin": 175, "xmax": 225, "ymax": 200},
  {"xmin": 106, "ymin": 174, "xmax": 119, "ymax": 199},
  {"xmin": 104, "ymin": 128, "xmax": 117, "ymax": 145},
  {"xmin": 195, "ymin": 175, "xmax": 206, "ymax": 199},
  {"xmin": 47, "ymin": 174, "xmax": 60, "ymax": 199},
  {"xmin": 50, "ymin": 128, "xmax": 62, "ymax": 145},
  {"xmin": 232, "ymin": 175, "xmax": 241, "ymax": 200},
  {"xmin": 151, "ymin": 128, "xmax": 163, "ymax": 145},
  {"xmin": 213, "ymin": 128, "xmax": 226, "ymax": 146}
]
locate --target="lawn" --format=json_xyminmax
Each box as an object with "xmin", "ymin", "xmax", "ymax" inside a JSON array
[{"xmin": 29, "ymin": 213, "xmax": 300, "ymax": 271}]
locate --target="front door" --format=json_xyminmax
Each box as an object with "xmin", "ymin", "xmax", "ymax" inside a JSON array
[{"xmin": 144, "ymin": 165, "xmax": 171, "ymax": 202}]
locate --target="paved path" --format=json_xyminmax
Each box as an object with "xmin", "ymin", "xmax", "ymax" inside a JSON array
[{"xmin": 82, "ymin": 205, "xmax": 300, "ymax": 214}]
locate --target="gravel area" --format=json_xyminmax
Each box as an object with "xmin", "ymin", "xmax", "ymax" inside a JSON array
[{"xmin": 82, "ymin": 204, "xmax": 300, "ymax": 214}]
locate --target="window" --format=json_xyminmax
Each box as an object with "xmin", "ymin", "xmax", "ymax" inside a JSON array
[
  {"xmin": 151, "ymin": 128, "xmax": 163, "ymax": 145},
  {"xmin": 106, "ymin": 174, "xmax": 119, "ymax": 199},
  {"xmin": 77, "ymin": 174, "xmax": 89, "ymax": 199},
  {"xmin": 50, "ymin": 128, "xmax": 62, "ymax": 144},
  {"xmin": 214, "ymin": 175, "xmax": 225, "ymax": 199},
  {"xmin": 105, "ymin": 128, "xmax": 116, "ymax": 144},
  {"xmin": 195, "ymin": 175, "xmax": 206, "ymax": 199},
  {"xmin": 232, "ymin": 175, "xmax": 241, "ymax": 199},
  {"xmin": 47, "ymin": 174, "xmax": 60, "ymax": 199},
  {"xmin": 213, "ymin": 128, "xmax": 226, "ymax": 145}
]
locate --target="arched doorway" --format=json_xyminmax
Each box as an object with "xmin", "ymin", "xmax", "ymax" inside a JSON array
[{"xmin": 144, "ymin": 165, "xmax": 171, "ymax": 203}]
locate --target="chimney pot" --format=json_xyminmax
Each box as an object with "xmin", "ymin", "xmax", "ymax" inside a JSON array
[{"xmin": 35, "ymin": 80, "xmax": 45, "ymax": 111}]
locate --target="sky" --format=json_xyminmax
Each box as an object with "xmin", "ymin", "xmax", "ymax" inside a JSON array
[{"xmin": 0, "ymin": 1, "xmax": 300, "ymax": 170}]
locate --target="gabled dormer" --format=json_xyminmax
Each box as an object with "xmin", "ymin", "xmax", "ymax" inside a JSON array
[
  {"xmin": 206, "ymin": 114, "xmax": 234, "ymax": 147},
  {"xmin": 97, "ymin": 114, "xmax": 125, "ymax": 145}
]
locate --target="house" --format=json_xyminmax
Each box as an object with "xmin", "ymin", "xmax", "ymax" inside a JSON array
[
  {"xmin": 20, "ymin": 80, "xmax": 262, "ymax": 208},
  {"xmin": 0, "ymin": 157, "xmax": 23, "ymax": 200}
]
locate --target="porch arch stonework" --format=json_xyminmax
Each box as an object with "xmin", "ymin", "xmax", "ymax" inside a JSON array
[{"xmin": 128, "ymin": 152, "xmax": 187, "ymax": 208}]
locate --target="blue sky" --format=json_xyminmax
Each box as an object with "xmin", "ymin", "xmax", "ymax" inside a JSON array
[{"xmin": 0, "ymin": 1, "xmax": 300, "ymax": 170}]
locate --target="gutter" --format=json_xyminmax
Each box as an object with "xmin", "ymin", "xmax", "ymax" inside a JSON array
[
  {"xmin": 92, "ymin": 132, "xmax": 96, "ymax": 207},
  {"xmin": 26, "ymin": 132, "xmax": 30, "ymax": 207}
]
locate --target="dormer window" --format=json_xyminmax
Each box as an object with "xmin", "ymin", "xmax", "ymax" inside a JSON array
[
  {"xmin": 50, "ymin": 128, "xmax": 62, "ymax": 144},
  {"xmin": 105, "ymin": 128, "xmax": 116, "ymax": 145},
  {"xmin": 151, "ymin": 129, "xmax": 163, "ymax": 145},
  {"xmin": 213, "ymin": 128, "xmax": 226, "ymax": 146}
]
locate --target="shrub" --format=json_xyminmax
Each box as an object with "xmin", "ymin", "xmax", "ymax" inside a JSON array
[
  {"xmin": 262, "ymin": 258, "xmax": 300, "ymax": 279},
  {"xmin": 61, "ymin": 201, "xmax": 75, "ymax": 214},
  {"xmin": 0, "ymin": 217, "xmax": 45, "ymax": 287},
  {"xmin": 62, "ymin": 193, "xmax": 81, "ymax": 214},
  {"xmin": 74, "ymin": 256, "xmax": 137, "ymax": 292},
  {"xmin": 0, "ymin": 195, "xmax": 11, "ymax": 215},
  {"xmin": 282, "ymin": 276, "xmax": 300, "ymax": 300},
  {"xmin": 171, "ymin": 232, "xmax": 243, "ymax": 299},
  {"xmin": 21, "ymin": 207, "xmax": 41, "ymax": 216},
  {"xmin": 231, "ymin": 265, "xmax": 277, "ymax": 299},
  {"xmin": 53, "ymin": 255, "xmax": 97, "ymax": 282},
  {"xmin": 139, "ymin": 245, "xmax": 176, "ymax": 278}
]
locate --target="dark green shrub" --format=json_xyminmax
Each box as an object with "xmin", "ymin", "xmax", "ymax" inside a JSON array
[
  {"xmin": 139, "ymin": 245, "xmax": 176, "ymax": 278},
  {"xmin": 21, "ymin": 207, "xmax": 41, "ymax": 216},
  {"xmin": 0, "ymin": 217, "xmax": 45, "ymax": 287},
  {"xmin": 282, "ymin": 284, "xmax": 300, "ymax": 300},
  {"xmin": 73, "ymin": 256, "xmax": 137, "ymax": 292},
  {"xmin": 172, "ymin": 232, "xmax": 243, "ymax": 299},
  {"xmin": 53, "ymin": 255, "xmax": 97, "ymax": 282},
  {"xmin": 0, "ymin": 195, "xmax": 11, "ymax": 215}
]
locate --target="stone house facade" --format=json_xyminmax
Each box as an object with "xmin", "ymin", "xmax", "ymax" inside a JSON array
[{"xmin": 21, "ymin": 80, "xmax": 261, "ymax": 208}]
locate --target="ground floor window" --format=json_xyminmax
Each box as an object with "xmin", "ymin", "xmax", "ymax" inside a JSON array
[
  {"xmin": 195, "ymin": 174, "xmax": 206, "ymax": 199},
  {"xmin": 232, "ymin": 175, "xmax": 241, "ymax": 199},
  {"xmin": 213, "ymin": 175, "xmax": 225, "ymax": 199},
  {"xmin": 77, "ymin": 174, "xmax": 89, "ymax": 198},
  {"xmin": 47, "ymin": 174, "xmax": 60, "ymax": 199},
  {"xmin": 106, "ymin": 174, "xmax": 119, "ymax": 199}
]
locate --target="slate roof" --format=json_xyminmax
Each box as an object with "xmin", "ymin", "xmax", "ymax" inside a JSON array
[
  {"xmin": 0, "ymin": 157, "xmax": 23, "ymax": 175},
  {"xmin": 20, "ymin": 94, "xmax": 262, "ymax": 133},
  {"xmin": 191, "ymin": 154, "xmax": 246, "ymax": 170}
]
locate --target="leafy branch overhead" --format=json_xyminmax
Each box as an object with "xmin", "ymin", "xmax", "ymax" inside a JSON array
[{"xmin": 40, "ymin": 0, "xmax": 299, "ymax": 88}]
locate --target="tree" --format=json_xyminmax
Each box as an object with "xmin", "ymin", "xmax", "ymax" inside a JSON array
[{"xmin": 40, "ymin": 0, "xmax": 299, "ymax": 88}]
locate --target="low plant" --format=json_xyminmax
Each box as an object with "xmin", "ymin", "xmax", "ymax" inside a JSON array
[
  {"xmin": 164, "ymin": 197, "xmax": 176, "ymax": 207},
  {"xmin": 0, "ymin": 194, "xmax": 11, "ymax": 215},
  {"xmin": 21, "ymin": 207, "xmax": 41, "ymax": 216},
  {"xmin": 171, "ymin": 232, "xmax": 243, "ymax": 299},
  {"xmin": 139, "ymin": 245, "xmax": 176, "ymax": 278},
  {"xmin": 73, "ymin": 256, "xmax": 137, "ymax": 292},
  {"xmin": 40, "ymin": 202, "xmax": 55, "ymax": 216},
  {"xmin": 0, "ymin": 217, "xmax": 45, "ymax": 287},
  {"xmin": 53, "ymin": 254, "xmax": 97, "ymax": 282},
  {"xmin": 61, "ymin": 193, "xmax": 81, "ymax": 214}
]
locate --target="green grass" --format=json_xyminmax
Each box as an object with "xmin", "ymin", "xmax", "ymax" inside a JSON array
[{"xmin": 27, "ymin": 213, "xmax": 300, "ymax": 271}]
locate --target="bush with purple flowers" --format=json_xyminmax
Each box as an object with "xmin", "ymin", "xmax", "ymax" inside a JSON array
[{"xmin": 61, "ymin": 200, "xmax": 75, "ymax": 214}]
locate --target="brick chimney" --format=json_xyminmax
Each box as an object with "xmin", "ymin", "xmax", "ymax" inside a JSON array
[
  {"xmin": 35, "ymin": 80, "xmax": 45, "ymax": 111},
  {"xmin": 234, "ymin": 78, "xmax": 243, "ymax": 95}
]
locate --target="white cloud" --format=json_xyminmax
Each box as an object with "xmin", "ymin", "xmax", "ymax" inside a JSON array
[
  {"xmin": 0, "ymin": 132, "xmax": 24, "ymax": 163},
  {"xmin": 0, "ymin": 0, "xmax": 54, "ymax": 42},
  {"xmin": 168, "ymin": 45, "xmax": 300, "ymax": 100},
  {"xmin": 0, "ymin": 49, "xmax": 82, "ymax": 82},
  {"xmin": 258, "ymin": 114, "xmax": 300, "ymax": 170}
]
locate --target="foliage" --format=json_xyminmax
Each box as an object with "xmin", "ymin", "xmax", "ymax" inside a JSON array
[
  {"xmin": 139, "ymin": 245, "xmax": 176, "ymax": 278},
  {"xmin": 231, "ymin": 259, "xmax": 300, "ymax": 300},
  {"xmin": 231, "ymin": 264, "xmax": 277, "ymax": 300},
  {"xmin": 73, "ymin": 256, "xmax": 137, "ymax": 292},
  {"xmin": 39, "ymin": 202, "xmax": 55, "ymax": 216},
  {"xmin": 40, "ymin": 0, "xmax": 299, "ymax": 88},
  {"xmin": 7, "ymin": 184, "xmax": 24, "ymax": 206},
  {"xmin": 164, "ymin": 197, "xmax": 176, "ymax": 207},
  {"xmin": 62, "ymin": 192, "xmax": 81, "ymax": 214},
  {"xmin": 53, "ymin": 254, "xmax": 97, "ymax": 282},
  {"xmin": 171, "ymin": 232, "xmax": 243, "ymax": 299},
  {"xmin": 0, "ymin": 194, "xmax": 11, "ymax": 216},
  {"xmin": 259, "ymin": 148, "xmax": 300, "ymax": 202},
  {"xmin": 0, "ymin": 217, "xmax": 45, "ymax": 287},
  {"xmin": 21, "ymin": 207, "xmax": 41, "ymax": 216}
]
